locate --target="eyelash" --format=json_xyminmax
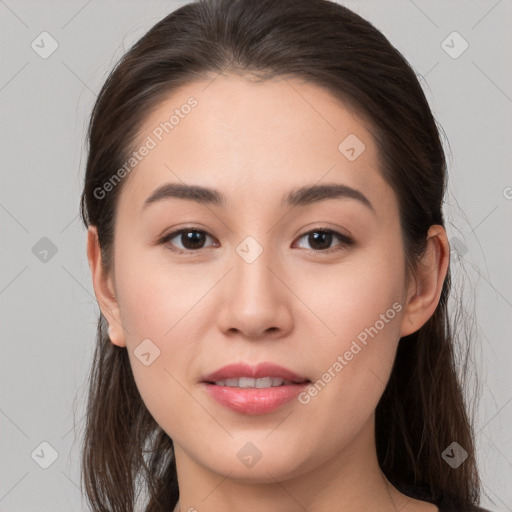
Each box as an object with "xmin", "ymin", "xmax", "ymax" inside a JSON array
[{"xmin": 158, "ymin": 226, "xmax": 354, "ymax": 255}]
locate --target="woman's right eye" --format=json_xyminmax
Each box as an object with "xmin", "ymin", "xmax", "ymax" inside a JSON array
[{"xmin": 159, "ymin": 228, "xmax": 218, "ymax": 254}]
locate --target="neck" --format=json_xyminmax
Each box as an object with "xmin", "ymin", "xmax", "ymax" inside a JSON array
[{"xmin": 171, "ymin": 415, "xmax": 422, "ymax": 512}]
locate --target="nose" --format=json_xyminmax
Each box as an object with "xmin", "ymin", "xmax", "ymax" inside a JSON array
[{"xmin": 216, "ymin": 242, "xmax": 293, "ymax": 340}]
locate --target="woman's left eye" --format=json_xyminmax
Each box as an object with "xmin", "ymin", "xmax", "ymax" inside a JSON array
[
  {"xmin": 294, "ymin": 228, "xmax": 354, "ymax": 253},
  {"xmin": 159, "ymin": 227, "xmax": 353, "ymax": 254}
]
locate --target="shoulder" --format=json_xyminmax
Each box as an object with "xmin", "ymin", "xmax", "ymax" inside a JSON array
[{"xmin": 394, "ymin": 483, "xmax": 493, "ymax": 512}]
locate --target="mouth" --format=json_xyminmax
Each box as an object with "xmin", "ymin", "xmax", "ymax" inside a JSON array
[
  {"xmin": 205, "ymin": 376, "xmax": 308, "ymax": 388},
  {"xmin": 201, "ymin": 362, "xmax": 311, "ymax": 415}
]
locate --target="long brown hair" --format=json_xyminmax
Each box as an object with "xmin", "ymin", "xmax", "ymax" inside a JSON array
[{"xmin": 79, "ymin": 0, "xmax": 480, "ymax": 510}]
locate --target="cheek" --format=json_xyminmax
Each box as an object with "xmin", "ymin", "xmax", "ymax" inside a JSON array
[
  {"xmin": 296, "ymin": 247, "xmax": 405, "ymax": 430},
  {"xmin": 300, "ymin": 241, "xmax": 405, "ymax": 338},
  {"xmin": 112, "ymin": 243, "xmax": 214, "ymax": 422},
  {"xmin": 113, "ymin": 238, "xmax": 203, "ymax": 337}
]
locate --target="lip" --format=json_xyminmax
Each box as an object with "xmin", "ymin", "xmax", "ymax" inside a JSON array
[
  {"xmin": 201, "ymin": 362, "xmax": 309, "ymax": 384},
  {"xmin": 202, "ymin": 382, "xmax": 309, "ymax": 415},
  {"xmin": 201, "ymin": 362, "xmax": 310, "ymax": 415}
]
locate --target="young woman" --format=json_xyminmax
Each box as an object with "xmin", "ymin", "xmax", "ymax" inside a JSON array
[{"xmin": 80, "ymin": 0, "xmax": 489, "ymax": 511}]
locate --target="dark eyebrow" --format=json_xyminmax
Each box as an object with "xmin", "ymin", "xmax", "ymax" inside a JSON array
[
  {"xmin": 143, "ymin": 183, "xmax": 226, "ymax": 209},
  {"xmin": 142, "ymin": 182, "xmax": 375, "ymax": 213},
  {"xmin": 282, "ymin": 182, "xmax": 375, "ymax": 213}
]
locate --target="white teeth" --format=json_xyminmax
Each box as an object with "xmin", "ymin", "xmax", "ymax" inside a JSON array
[
  {"xmin": 255, "ymin": 377, "xmax": 273, "ymax": 388},
  {"xmin": 213, "ymin": 377, "xmax": 291, "ymax": 388},
  {"xmin": 239, "ymin": 377, "xmax": 256, "ymax": 388},
  {"xmin": 270, "ymin": 377, "xmax": 287, "ymax": 387}
]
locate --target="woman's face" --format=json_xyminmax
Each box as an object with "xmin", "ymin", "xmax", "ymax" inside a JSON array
[{"xmin": 96, "ymin": 74, "xmax": 420, "ymax": 482}]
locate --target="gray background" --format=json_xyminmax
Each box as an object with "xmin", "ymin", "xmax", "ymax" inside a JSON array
[{"xmin": 0, "ymin": 0, "xmax": 511, "ymax": 510}]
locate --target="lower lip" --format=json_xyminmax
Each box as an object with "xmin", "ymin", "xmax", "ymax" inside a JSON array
[{"xmin": 202, "ymin": 382, "xmax": 309, "ymax": 415}]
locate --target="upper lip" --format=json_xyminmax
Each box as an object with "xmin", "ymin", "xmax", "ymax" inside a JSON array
[{"xmin": 202, "ymin": 362, "xmax": 310, "ymax": 383}]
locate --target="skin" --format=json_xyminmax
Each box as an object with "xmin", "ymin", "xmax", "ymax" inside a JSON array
[{"xmin": 87, "ymin": 74, "xmax": 449, "ymax": 512}]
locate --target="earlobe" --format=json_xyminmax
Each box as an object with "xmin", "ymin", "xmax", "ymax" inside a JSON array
[
  {"xmin": 86, "ymin": 226, "xmax": 127, "ymax": 347},
  {"xmin": 399, "ymin": 225, "xmax": 450, "ymax": 338}
]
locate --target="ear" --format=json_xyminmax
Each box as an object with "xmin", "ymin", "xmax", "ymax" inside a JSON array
[
  {"xmin": 86, "ymin": 226, "xmax": 126, "ymax": 347},
  {"xmin": 399, "ymin": 225, "xmax": 450, "ymax": 337}
]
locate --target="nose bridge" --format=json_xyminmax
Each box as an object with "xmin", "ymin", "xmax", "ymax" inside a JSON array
[
  {"xmin": 232, "ymin": 232, "xmax": 279, "ymax": 302},
  {"xmin": 217, "ymin": 229, "xmax": 292, "ymax": 337},
  {"xmin": 229, "ymin": 199, "xmax": 279, "ymax": 285}
]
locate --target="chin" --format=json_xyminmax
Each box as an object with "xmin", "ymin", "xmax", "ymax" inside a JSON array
[{"xmin": 198, "ymin": 443, "xmax": 310, "ymax": 484}]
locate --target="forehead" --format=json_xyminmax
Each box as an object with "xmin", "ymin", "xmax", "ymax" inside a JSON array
[{"xmin": 119, "ymin": 74, "xmax": 395, "ymax": 216}]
